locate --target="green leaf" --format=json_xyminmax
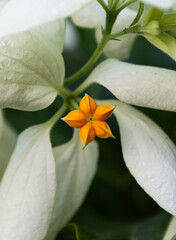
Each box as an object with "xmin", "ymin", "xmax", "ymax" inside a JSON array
[
  {"xmin": 133, "ymin": 213, "xmax": 170, "ymax": 240},
  {"xmin": 144, "ymin": 32, "xmax": 176, "ymax": 61},
  {"xmin": 159, "ymin": 14, "xmax": 176, "ymax": 30},
  {"xmin": 57, "ymin": 224, "xmax": 97, "ymax": 240}
]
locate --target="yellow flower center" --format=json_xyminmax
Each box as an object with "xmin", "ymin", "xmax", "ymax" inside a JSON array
[{"xmin": 86, "ymin": 114, "xmax": 95, "ymax": 124}]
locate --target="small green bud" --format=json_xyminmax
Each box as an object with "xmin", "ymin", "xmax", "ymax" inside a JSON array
[{"xmin": 140, "ymin": 20, "xmax": 160, "ymax": 35}]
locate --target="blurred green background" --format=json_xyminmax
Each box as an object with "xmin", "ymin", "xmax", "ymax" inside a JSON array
[{"xmin": 4, "ymin": 21, "xmax": 176, "ymax": 240}]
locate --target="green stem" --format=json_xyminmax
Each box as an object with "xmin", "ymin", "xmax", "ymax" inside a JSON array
[
  {"xmin": 97, "ymin": 0, "xmax": 110, "ymax": 13},
  {"xmin": 111, "ymin": 0, "xmax": 120, "ymax": 12},
  {"xmin": 64, "ymin": 34, "xmax": 109, "ymax": 87},
  {"xmin": 110, "ymin": 25, "xmax": 139, "ymax": 39},
  {"xmin": 45, "ymin": 103, "xmax": 68, "ymax": 128},
  {"xmin": 117, "ymin": 0, "xmax": 138, "ymax": 14},
  {"xmin": 130, "ymin": 1, "xmax": 144, "ymax": 27},
  {"xmin": 69, "ymin": 99, "xmax": 80, "ymax": 110},
  {"xmin": 72, "ymin": 79, "xmax": 91, "ymax": 96},
  {"xmin": 58, "ymin": 86, "xmax": 71, "ymax": 98}
]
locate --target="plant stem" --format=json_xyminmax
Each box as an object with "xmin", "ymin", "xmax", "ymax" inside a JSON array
[
  {"xmin": 64, "ymin": 34, "xmax": 109, "ymax": 87},
  {"xmin": 110, "ymin": 25, "xmax": 139, "ymax": 38},
  {"xmin": 130, "ymin": 1, "xmax": 144, "ymax": 27},
  {"xmin": 116, "ymin": 0, "xmax": 138, "ymax": 14},
  {"xmin": 45, "ymin": 103, "xmax": 68, "ymax": 128},
  {"xmin": 97, "ymin": 0, "xmax": 110, "ymax": 13},
  {"xmin": 64, "ymin": 0, "xmax": 135, "ymax": 89}
]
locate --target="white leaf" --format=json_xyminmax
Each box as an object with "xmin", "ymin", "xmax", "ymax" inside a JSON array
[
  {"xmin": 64, "ymin": 20, "xmax": 80, "ymax": 51},
  {"xmin": 0, "ymin": 0, "xmax": 92, "ymax": 39},
  {"xmin": 33, "ymin": 19, "xmax": 65, "ymax": 53},
  {"xmin": 0, "ymin": 114, "xmax": 17, "ymax": 180},
  {"xmin": 163, "ymin": 217, "xmax": 176, "ymax": 240},
  {"xmin": 0, "ymin": 20, "xmax": 65, "ymax": 111},
  {"xmin": 0, "ymin": 124, "xmax": 56, "ymax": 240},
  {"xmin": 141, "ymin": 0, "xmax": 176, "ymax": 10},
  {"xmin": 72, "ymin": 1, "xmax": 106, "ymax": 28},
  {"xmin": 105, "ymin": 99, "xmax": 176, "ymax": 216},
  {"xmin": 45, "ymin": 130, "xmax": 99, "ymax": 240},
  {"xmin": 87, "ymin": 59, "xmax": 176, "ymax": 111}
]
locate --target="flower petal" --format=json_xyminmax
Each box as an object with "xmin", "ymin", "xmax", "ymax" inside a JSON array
[
  {"xmin": 0, "ymin": 113, "xmax": 17, "ymax": 180},
  {"xmin": 87, "ymin": 59, "xmax": 176, "ymax": 111},
  {"xmin": 0, "ymin": 0, "xmax": 92, "ymax": 39},
  {"xmin": 93, "ymin": 121, "xmax": 113, "ymax": 138},
  {"xmin": 104, "ymin": 99, "xmax": 176, "ymax": 216},
  {"xmin": 80, "ymin": 94, "xmax": 97, "ymax": 114},
  {"xmin": 141, "ymin": 0, "xmax": 176, "ymax": 9},
  {"xmin": 45, "ymin": 129, "xmax": 99, "ymax": 240},
  {"xmin": 0, "ymin": 20, "xmax": 65, "ymax": 111},
  {"xmin": 94, "ymin": 104, "xmax": 114, "ymax": 121},
  {"xmin": 163, "ymin": 217, "xmax": 176, "ymax": 240},
  {"xmin": 63, "ymin": 110, "xmax": 87, "ymax": 128},
  {"xmin": 0, "ymin": 124, "xmax": 56, "ymax": 240},
  {"xmin": 80, "ymin": 122, "xmax": 96, "ymax": 146}
]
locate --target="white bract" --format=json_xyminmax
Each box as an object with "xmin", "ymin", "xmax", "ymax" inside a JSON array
[
  {"xmin": 86, "ymin": 59, "xmax": 176, "ymax": 111},
  {"xmin": 141, "ymin": 0, "xmax": 176, "ymax": 9},
  {"xmin": 0, "ymin": 0, "xmax": 93, "ymax": 39},
  {"xmin": 0, "ymin": 124, "xmax": 56, "ymax": 240},
  {"xmin": 0, "ymin": 123, "xmax": 98, "ymax": 240},
  {"xmin": 45, "ymin": 130, "xmax": 98, "ymax": 240},
  {"xmin": 0, "ymin": 19, "xmax": 65, "ymax": 111}
]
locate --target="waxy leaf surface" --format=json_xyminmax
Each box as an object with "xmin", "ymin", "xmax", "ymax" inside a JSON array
[
  {"xmin": 105, "ymin": 100, "xmax": 176, "ymax": 216},
  {"xmin": 88, "ymin": 59, "xmax": 176, "ymax": 111},
  {"xmin": 45, "ymin": 130, "xmax": 99, "ymax": 240},
  {"xmin": 0, "ymin": 0, "xmax": 92, "ymax": 38},
  {"xmin": 0, "ymin": 20, "xmax": 65, "ymax": 111},
  {"xmin": 0, "ymin": 124, "xmax": 56, "ymax": 240}
]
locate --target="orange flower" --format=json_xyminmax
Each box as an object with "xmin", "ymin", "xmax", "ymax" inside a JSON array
[{"xmin": 62, "ymin": 94, "xmax": 115, "ymax": 147}]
